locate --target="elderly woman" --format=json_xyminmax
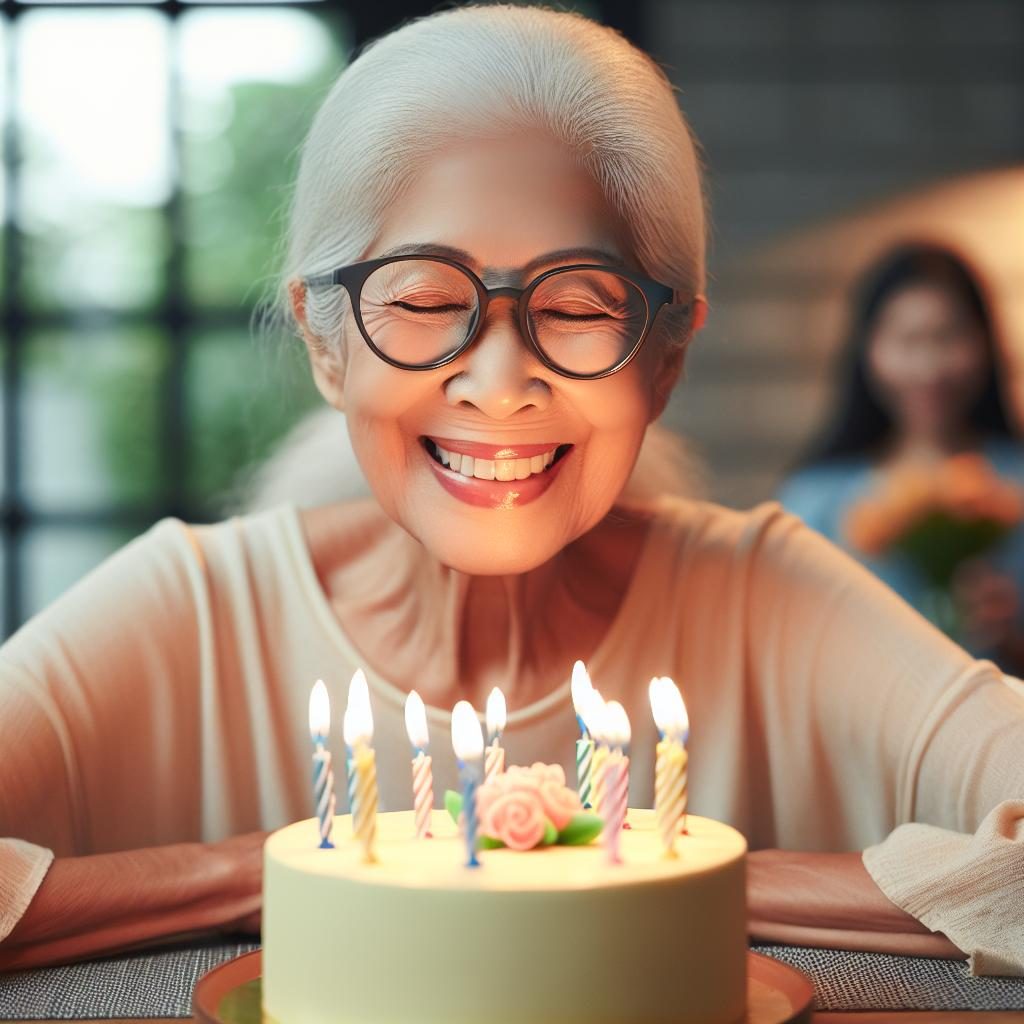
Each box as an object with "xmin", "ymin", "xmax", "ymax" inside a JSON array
[{"xmin": 1, "ymin": 4, "xmax": 1021, "ymax": 975}]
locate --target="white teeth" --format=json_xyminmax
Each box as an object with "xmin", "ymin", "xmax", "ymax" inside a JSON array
[{"xmin": 429, "ymin": 441, "xmax": 565, "ymax": 481}]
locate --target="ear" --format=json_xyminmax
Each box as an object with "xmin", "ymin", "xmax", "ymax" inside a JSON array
[
  {"xmin": 651, "ymin": 295, "xmax": 708, "ymax": 419},
  {"xmin": 289, "ymin": 278, "xmax": 346, "ymax": 410}
]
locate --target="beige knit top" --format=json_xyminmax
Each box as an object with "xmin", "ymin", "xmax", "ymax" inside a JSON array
[{"xmin": 1, "ymin": 499, "xmax": 1021, "ymax": 973}]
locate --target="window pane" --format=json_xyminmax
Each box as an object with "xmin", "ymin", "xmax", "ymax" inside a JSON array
[
  {"xmin": 180, "ymin": 8, "xmax": 346, "ymax": 310},
  {"xmin": 21, "ymin": 526, "xmax": 133, "ymax": 622},
  {"xmin": 186, "ymin": 329, "xmax": 320, "ymax": 509},
  {"xmin": 22, "ymin": 328, "xmax": 167, "ymax": 510},
  {"xmin": 17, "ymin": 10, "xmax": 171, "ymax": 312}
]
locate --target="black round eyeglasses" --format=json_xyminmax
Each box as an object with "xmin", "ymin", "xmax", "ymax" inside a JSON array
[{"xmin": 301, "ymin": 255, "xmax": 685, "ymax": 380}]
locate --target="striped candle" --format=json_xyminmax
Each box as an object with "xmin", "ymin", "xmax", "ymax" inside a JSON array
[
  {"xmin": 575, "ymin": 737, "xmax": 594, "ymax": 808},
  {"xmin": 571, "ymin": 662, "xmax": 601, "ymax": 808},
  {"xmin": 602, "ymin": 753, "xmax": 630, "ymax": 864},
  {"xmin": 405, "ymin": 690, "xmax": 434, "ymax": 839},
  {"xmin": 308, "ymin": 680, "xmax": 336, "ymax": 850},
  {"xmin": 344, "ymin": 670, "xmax": 378, "ymax": 863},
  {"xmin": 649, "ymin": 677, "xmax": 690, "ymax": 857},
  {"xmin": 452, "ymin": 700, "xmax": 485, "ymax": 868},
  {"xmin": 596, "ymin": 701, "xmax": 631, "ymax": 865},
  {"xmin": 484, "ymin": 687, "xmax": 507, "ymax": 784}
]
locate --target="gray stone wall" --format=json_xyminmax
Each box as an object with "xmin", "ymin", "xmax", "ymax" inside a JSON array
[{"xmin": 641, "ymin": 0, "xmax": 1024, "ymax": 507}]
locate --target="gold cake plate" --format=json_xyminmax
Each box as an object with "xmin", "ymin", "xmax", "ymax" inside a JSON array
[{"xmin": 193, "ymin": 949, "xmax": 814, "ymax": 1024}]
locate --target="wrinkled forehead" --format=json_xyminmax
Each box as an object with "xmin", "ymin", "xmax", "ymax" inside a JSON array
[{"xmin": 364, "ymin": 131, "xmax": 642, "ymax": 284}]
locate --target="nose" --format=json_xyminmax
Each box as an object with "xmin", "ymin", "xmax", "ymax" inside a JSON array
[{"xmin": 443, "ymin": 298, "xmax": 553, "ymax": 419}]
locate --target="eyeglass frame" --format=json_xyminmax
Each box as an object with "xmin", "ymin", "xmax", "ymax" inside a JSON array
[{"xmin": 301, "ymin": 254, "xmax": 685, "ymax": 381}]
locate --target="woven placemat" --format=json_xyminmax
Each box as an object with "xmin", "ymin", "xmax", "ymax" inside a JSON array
[
  {"xmin": 755, "ymin": 943, "xmax": 1024, "ymax": 1011},
  {"xmin": 0, "ymin": 940, "xmax": 1022, "ymax": 1017}
]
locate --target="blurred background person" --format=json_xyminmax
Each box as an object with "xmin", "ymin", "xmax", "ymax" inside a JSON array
[{"xmin": 779, "ymin": 243, "xmax": 1024, "ymax": 673}]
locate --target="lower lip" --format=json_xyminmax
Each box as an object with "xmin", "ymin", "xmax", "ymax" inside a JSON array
[{"xmin": 424, "ymin": 444, "xmax": 572, "ymax": 509}]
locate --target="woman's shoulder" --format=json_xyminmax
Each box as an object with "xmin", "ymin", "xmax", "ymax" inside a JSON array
[{"xmin": 776, "ymin": 458, "xmax": 873, "ymax": 538}]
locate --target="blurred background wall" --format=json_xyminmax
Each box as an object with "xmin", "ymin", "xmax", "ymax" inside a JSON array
[{"xmin": 0, "ymin": 0, "xmax": 1021, "ymax": 635}]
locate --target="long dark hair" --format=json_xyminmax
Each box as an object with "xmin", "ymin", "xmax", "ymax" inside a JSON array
[{"xmin": 797, "ymin": 242, "xmax": 1018, "ymax": 468}]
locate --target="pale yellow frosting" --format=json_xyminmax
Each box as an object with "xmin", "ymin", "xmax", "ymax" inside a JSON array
[{"xmin": 263, "ymin": 809, "xmax": 748, "ymax": 1024}]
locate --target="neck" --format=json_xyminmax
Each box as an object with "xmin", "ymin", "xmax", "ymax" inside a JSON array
[
  {"xmin": 884, "ymin": 426, "xmax": 978, "ymax": 466},
  {"xmin": 311, "ymin": 501, "xmax": 651, "ymax": 711}
]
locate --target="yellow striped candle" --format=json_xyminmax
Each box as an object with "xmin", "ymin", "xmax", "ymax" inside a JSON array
[
  {"xmin": 344, "ymin": 669, "xmax": 378, "ymax": 863},
  {"xmin": 649, "ymin": 676, "xmax": 690, "ymax": 857}
]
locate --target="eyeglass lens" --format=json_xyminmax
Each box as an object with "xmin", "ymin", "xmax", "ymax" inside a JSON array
[{"xmin": 358, "ymin": 260, "xmax": 648, "ymax": 375}]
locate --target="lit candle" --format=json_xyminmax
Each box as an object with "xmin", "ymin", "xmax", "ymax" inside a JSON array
[
  {"xmin": 588, "ymin": 687, "xmax": 610, "ymax": 816},
  {"xmin": 598, "ymin": 700, "xmax": 631, "ymax": 865},
  {"xmin": 649, "ymin": 676, "xmax": 689, "ymax": 856},
  {"xmin": 571, "ymin": 661, "xmax": 596, "ymax": 808},
  {"xmin": 343, "ymin": 669, "xmax": 378, "ymax": 863},
  {"xmin": 308, "ymin": 679, "xmax": 336, "ymax": 849},
  {"xmin": 484, "ymin": 687, "xmax": 507, "ymax": 783},
  {"xmin": 451, "ymin": 700, "xmax": 485, "ymax": 868},
  {"xmin": 404, "ymin": 690, "xmax": 434, "ymax": 839}
]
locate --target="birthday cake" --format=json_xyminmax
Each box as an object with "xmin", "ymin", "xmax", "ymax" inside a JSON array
[{"xmin": 262, "ymin": 806, "xmax": 747, "ymax": 1024}]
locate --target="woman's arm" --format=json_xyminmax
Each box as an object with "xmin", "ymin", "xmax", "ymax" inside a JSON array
[
  {"xmin": 746, "ymin": 848, "xmax": 963, "ymax": 958},
  {"xmin": 745, "ymin": 506, "xmax": 1024, "ymax": 971},
  {"xmin": 0, "ymin": 831, "xmax": 266, "ymax": 971}
]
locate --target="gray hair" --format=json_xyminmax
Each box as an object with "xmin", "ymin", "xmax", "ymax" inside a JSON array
[{"xmin": 266, "ymin": 2, "xmax": 707, "ymax": 357}]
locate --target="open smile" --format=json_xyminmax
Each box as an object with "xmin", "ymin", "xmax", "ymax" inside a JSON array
[{"xmin": 420, "ymin": 436, "xmax": 574, "ymax": 508}]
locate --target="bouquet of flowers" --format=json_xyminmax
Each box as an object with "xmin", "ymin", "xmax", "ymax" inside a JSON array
[{"xmin": 844, "ymin": 454, "xmax": 1024, "ymax": 633}]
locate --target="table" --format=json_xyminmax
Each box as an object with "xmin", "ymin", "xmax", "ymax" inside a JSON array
[{"xmin": 0, "ymin": 940, "xmax": 1022, "ymax": 1021}]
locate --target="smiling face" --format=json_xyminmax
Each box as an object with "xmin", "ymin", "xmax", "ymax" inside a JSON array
[
  {"xmin": 866, "ymin": 283, "xmax": 988, "ymax": 444},
  {"xmin": 298, "ymin": 132, "xmax": 686, "ymax": 575}
]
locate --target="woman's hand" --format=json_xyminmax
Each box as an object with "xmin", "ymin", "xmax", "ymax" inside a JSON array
[
  {"xmin": 746, "ymin": 848, "xmax": 964, "ymax": 959},
  {"xmin": 952, "ymin": 560, "xmax": 1024, "ymax": 670}
]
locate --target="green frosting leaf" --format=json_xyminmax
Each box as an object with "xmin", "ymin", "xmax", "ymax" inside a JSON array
[
  {"xmin": 542, "ymin": 820, "xmax": 558, "ymax": 845},
  {"xmin": 479, "ymin": 834, "xmax": 505, "ymax": 850},
  {"xmin": 445, "ymin": 789, "xmax": 462, "ymax": 824},
  {"xmin": 558, "ymin": 812, "xmax": 604, "ymax": 846}
]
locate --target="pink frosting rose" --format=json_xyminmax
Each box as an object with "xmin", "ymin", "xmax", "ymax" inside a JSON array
[
  {"xmin": 474, "ymin": 762, "xmax": 582, "ymax": 846},
  {"xmin": 481, "ymin": 789, "xmax": 547, "ymax": 851}
]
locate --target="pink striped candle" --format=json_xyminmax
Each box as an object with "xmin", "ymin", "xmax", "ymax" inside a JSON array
[{"xmin": 404, "ymin": 690, "xmax": 434, "ymax": 839}]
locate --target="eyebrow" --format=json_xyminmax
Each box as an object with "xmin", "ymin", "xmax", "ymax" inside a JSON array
[{"xmin": 374, "ymin": 242, "xmax": 628, "ymax": 276}]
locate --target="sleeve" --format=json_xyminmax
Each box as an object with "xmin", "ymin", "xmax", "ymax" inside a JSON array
[
  {"xmin": 0, "ymin": 517, "xmax": 208, "ymax": 944},
  {"xmin": 745, "ymin": 503, "xmax": 1024, "ymax": 975}
]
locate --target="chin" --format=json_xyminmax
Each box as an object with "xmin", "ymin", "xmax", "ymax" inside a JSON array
[{"xmin": 413, "ymin": 519, "xmax": 572, "ymax": 577}]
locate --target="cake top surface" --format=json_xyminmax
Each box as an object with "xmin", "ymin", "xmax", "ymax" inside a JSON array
[{"xmin": 265, "ymin": 809, "xmax": 746, "ymax": 892}]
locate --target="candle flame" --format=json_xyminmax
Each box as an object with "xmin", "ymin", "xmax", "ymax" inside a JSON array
[
  {"xmin": 451, "ymin": 700, "xmax": 484, "ymax": 762},
  {"xmin": 600, "ymin": 700, "xmax": 631, "ymax": 749},
  {"xmin": 485, "ymin": 687, "xmax": 507, "ymax": 738},
  {"xmin": 308, "ymin": 679, "xmax": 330, "ymax": 741},
  {"xmin": 343, "ymin": 669, "xmax": 374, "ymax": 748},
  {"xmin": 649, "ymin": 676, "xmax": 689, "ymax": 742},
  {"xmin": 570, "ymin": 660, "xmax": 593, "ymax": 718},
  {"xmin": 405, "ymin": 690, "xmax": 430, "ymax": 751}
]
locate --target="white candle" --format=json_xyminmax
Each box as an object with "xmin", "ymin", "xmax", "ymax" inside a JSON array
[{"xmin": 404, "ymin": 690, "xmax": 434, "ymax": 839}]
